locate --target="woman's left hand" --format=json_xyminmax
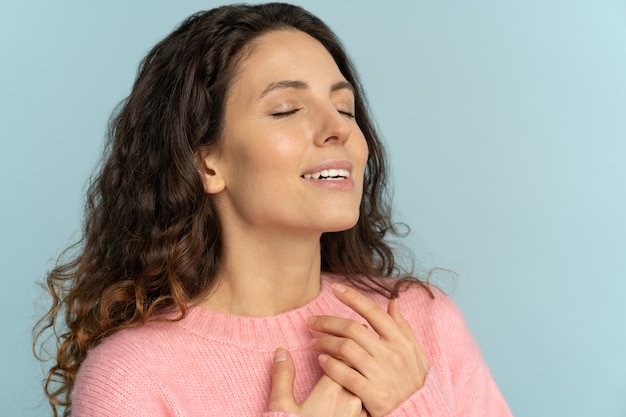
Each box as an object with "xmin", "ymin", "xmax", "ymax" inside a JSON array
[{"xmin": 306, "ymin": 283, "xmax": 429, "ymax": 417}]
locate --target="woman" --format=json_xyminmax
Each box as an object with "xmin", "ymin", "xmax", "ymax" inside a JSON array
[{"xmin": 35, "ymin": 3, "xmax": 513, "ymax": 416}]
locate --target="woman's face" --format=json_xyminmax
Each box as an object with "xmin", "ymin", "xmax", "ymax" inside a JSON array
[{"xmin": 204, "ymin": 29, "xmax": 368, "ymax": 237}]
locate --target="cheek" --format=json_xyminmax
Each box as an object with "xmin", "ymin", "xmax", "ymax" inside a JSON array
[
  {"xmin": 257, "ymin": 132, "xmax": 307, "ymax": 179},
  {"xmin": 225, "ymin": 131, "xmax": 302, "ymax": 184},
  {"xmin": 269, "ymin": 133, "xmax": 304, "ymax": 162}
]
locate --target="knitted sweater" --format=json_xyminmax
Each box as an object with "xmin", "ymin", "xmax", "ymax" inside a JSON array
[{"xmin": 72, "ymin": 274, "xmax": 512, "ymax": 416}]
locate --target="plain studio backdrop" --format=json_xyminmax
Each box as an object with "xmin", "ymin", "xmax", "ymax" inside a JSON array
[{"xmin": 1, "ymin": 1, "xmax": 625, "ymax": 416}]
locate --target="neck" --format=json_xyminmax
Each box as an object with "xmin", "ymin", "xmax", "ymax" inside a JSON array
[{"xmin": 197, "ymin": 229, "xmax": 323, "ymax": 317}]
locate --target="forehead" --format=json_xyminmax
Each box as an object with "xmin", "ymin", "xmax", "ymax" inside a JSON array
[{"xmin": 231, "ymin": 29, "xmax": 345, "ymax": 93}]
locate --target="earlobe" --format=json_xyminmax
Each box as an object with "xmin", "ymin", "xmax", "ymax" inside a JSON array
[{"xmin": 196, "ymin": 149, "xmax": 226, "ymax": 194}]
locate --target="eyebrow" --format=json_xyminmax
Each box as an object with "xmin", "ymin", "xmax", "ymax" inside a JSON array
[{"xmin": 259, "ymin": 80, "xmax": 354, "ymax": 98}]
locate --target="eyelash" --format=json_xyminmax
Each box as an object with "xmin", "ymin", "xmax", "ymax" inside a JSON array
[
  {"xmin": 339, "ymin": 110, "xmax": 356, "ymax": 119},
  {"xmin": 271, "ymin": 109, "xmax": 355, "ymax": 119},
  {"xmin": 271, "ymin": 109, "xmax": 300, "ymax": 119}
]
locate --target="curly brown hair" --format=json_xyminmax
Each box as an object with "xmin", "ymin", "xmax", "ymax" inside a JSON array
[{"xmin": 33, "ymin": 3, "xmax": 428, "ymax": 416}]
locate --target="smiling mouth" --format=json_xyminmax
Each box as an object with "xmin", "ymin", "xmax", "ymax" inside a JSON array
[{"xmin": 302, "ymin": 169, "xmax": 351, "ymax": 180}]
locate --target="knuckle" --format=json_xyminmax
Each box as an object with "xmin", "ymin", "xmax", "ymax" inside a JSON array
[
  {"xmin": 348, "ymin": 396, "xmax": 362, "ymax": 411},
  {"xmin": 393, "ymin": 336, "xmax": 414, "ymax": 352},
  {"xmin": 344, "ymin": 320, "xmax": 363, "ymax": 335},
  {"xmin": 377, "ymin": 389, "xmax": 392, "ymax": 406},
  {"xmin": 388, "ymin": 351, "xmax": 405, "ymax": 368},
  {"xmin": 327, "ymin": 380, "xmax": 344, "ymax": 395},
  {"xmin": 267, "ymin": 398, "xmax": 290, "ymax": 411},
  {"xmin": 337, "ymin": 338, "xmax": 356, "ymax": 356},
  {"xmin": 340, "ymin": 367, "xmax": 358, "ymax": 384},
  {"xmin": 343, "ymin": 368, "xmax": 361, "ymax": 387},
  {"xmin": 313, "ymin": 316, "xmax": 326, "ymax": 327}
]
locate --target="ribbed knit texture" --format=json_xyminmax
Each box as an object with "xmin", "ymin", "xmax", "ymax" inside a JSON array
[{"xmin": 72, "ymin": 274, "xmax": 513, "ymax": 416}]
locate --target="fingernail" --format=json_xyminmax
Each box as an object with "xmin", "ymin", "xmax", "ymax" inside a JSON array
[
  {"xmin": 274, "ymin": 346, "xmax": 287, "ymax": 363},
  {"xmin": 318, "ymin": 354, "xmax": 329, "ymax": 364},
  {"xmin": 395, "ymin": 298, "xmax": 400, "ymax": 308},
  {"xmin": 332, "ymin": 283, "xmax": 346, "ymax": 294},
  {"xmin": 306, "ymin": 316, "xmax": 318, "ymax": 326}
]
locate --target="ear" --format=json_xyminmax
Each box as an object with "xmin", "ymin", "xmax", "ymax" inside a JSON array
[{"xmin": 196, "ymin": 147, "xmax": 226, "ymax": 195}]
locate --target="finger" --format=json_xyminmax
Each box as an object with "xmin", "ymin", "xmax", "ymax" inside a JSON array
[
  {"xmin": 329, "ymin": 283, "xmax": 404, "ymax": 341},
  {"xmin": 304, "ymin": 375, "xmax": 365, "ymax": 417},
  {"xmin": 386, "ymin": 298, "xmax": 401, "ymax": 321},
  {"xmin": 267, "ymin": 347, "xmax": 296, "ymax": 411},
  {"xmin": 387, "ymin": 299, "xmax": 430, "ymax": 376},
  {"xmin": 310, "ymin": 335, "xmax": 374, "ymax": 373},
  {"xmin": 308, "ymin": 315, "xmax": 381, "ymax": 354},
  {"xmin": 317, "ymin": 353, "xmax": 373, "ymax": 401},
  {"xmin": 387, "ymin": 298, "xmax": 417, "ymax": 342}
]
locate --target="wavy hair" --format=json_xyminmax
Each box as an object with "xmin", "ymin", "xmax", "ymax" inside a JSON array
[{"xmin": 34, "ymin": 3, "xmax": 428, "ymax": 416}]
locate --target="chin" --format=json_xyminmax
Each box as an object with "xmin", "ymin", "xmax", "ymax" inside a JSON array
[{"xmin": 322, "ymin": 213, "xmax": 360, "ymax": 233}]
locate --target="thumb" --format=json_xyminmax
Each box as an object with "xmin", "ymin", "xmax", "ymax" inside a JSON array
[{"xmin": 268, "ymin": 346, "xmax": 296, "ymax": 412}]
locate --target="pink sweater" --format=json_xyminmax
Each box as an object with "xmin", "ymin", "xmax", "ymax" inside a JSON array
[{"xmin": 72, "ymin": 275, "xmax": 512, "ymax": 416}]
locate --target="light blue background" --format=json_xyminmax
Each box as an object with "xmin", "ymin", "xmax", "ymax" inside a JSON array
[{"xmin": 1, "ymin": 1, "xmax": 625, "ymax": 416}]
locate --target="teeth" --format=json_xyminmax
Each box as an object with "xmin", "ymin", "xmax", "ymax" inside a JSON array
[{"xmin": 303, "ymin": 169, "xmax": 350, "ymax": 180}]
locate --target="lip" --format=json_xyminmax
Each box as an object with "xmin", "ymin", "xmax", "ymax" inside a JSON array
[
  {"xmin": 301, "ymin": 159, "xmax": 353, "ymax": 176},
  {"xmin": 301, "ymin": 176, "xmax": 355, "ymax": 191},
  {"xmin": 300, "ymin": 159, "xmax": 355, "ymax": 191}
]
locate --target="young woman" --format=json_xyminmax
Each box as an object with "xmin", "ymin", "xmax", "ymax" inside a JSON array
[{"xmin": 35, "ymin": 3, "xmax": 513, "ymax": 416}]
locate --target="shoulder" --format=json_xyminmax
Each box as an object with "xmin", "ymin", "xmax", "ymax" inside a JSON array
[
  {"xmin": 389, "ymin": 280, "xmax": 487, "ymax": 384},
  {"xmin": 75, "ymin": 319, "xmax": 179, "ymax": 388},
  {"xmin": 72, "ymin": 322, "xmax": 175, "ymax": 415},
  {"xmin": 396, "ymin": 281, "xmax": 466, "ymax": 330},
  {"xmin": 392, "ymin": 280, "xmax": 472, "ymax": 347},
  {"xmin": 83, "ymin": 317, "xmax": 184, "ymax": 365}
]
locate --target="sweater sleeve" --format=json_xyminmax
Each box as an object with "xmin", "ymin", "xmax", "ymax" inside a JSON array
[
  {"xmin": 71, "ymin": 340, "xmax": 175, "ymax": 417},
  {"xmin": 385, "ymin": 289, "xmax": 513, "ymax": 417}
]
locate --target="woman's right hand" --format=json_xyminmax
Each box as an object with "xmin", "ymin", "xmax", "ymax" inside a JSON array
[{"xmin": 268, "ymin": 347, "xmax": 366, "ymax": 417}]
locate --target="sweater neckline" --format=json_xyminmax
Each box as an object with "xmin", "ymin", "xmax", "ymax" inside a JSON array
[{"xmin": 177, "ymin": 274, "xmax": 353, "ymax": 350}]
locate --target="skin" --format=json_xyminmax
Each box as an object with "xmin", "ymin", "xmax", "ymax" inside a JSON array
[
  {"xmin": 306, "ymin": 283, "xmax": 429, "ymax": 417},
  {"xmin": 198, "ymin": 28, "xmax": 367, "ymax": 317},
  {"xmin": 197, "ymin": 29, "xmax": 428, "ymax": 417}
]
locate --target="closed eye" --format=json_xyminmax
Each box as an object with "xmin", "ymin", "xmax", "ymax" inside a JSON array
[
  {"xmin": 338, "ymin": 110, "xmax": 355, "ymax": 119},
  {"xmin": 271, "ymin": 109, "xmax": 301, "ymax": 118}
]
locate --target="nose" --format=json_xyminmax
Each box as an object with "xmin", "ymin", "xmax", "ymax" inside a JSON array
[{"xmin": 313, "ymin": 103, "xmax": 352, "ymax": 146}]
